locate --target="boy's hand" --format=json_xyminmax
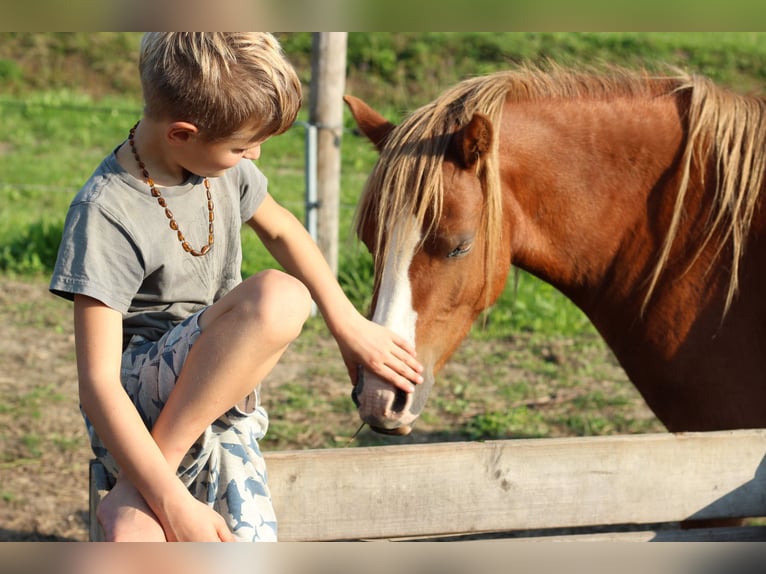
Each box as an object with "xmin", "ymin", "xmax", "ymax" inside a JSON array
[
  {"xmin": 337, "ymin": 314, "xmax": 424, "ymax": 393},
  {"xmin": 159, "ymin": 491, "xmax": 236, "ymax": 542},
  {"xmin": 98, "ymin": 476, "xmax": 234, "ymax": 542}
]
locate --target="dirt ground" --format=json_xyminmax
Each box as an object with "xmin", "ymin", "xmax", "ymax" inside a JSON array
[{"xmin": 0, "ymin": 276, "xmax": 661, "ymax": 542}]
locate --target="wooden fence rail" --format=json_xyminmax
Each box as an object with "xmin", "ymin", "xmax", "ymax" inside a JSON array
[{"xmin": 90, "ymin": 429, "xmax": 766, "ymax": 541}]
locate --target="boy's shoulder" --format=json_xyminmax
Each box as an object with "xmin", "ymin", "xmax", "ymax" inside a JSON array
[
  {"xmin": 222, "ymin": 158, "xmax": 268, "ymax": 192},
  {"xmin": 230, "ymin": 156, "xmax": 264, "ymax": 178},
  {"xmin": 73, "ymin": 149, "xmax": 128, "ymax": 203}
]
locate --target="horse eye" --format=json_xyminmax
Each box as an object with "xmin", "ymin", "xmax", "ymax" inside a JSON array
[{"xmin": 447, "ymin": 243, "xmax": 472, "ymax": 258}]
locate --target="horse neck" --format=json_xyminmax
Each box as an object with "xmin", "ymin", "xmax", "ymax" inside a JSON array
[{"xmin": 500, "ymin": 96, "xmax": 691, "ymax": 334}]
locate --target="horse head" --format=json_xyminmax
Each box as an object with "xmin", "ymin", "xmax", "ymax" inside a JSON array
[{"xmin": 345, "ymin": 95, "xmax": 511, "ymax": 435}]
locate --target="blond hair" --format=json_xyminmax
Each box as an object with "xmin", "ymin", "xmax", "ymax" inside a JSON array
[{"xmin": 139, "ymin": 32, "xmax": 302, "ymax": 141}]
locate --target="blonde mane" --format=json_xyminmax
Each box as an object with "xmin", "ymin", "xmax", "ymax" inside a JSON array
[{"xmin": 355, "ymin": 65, "xmax": 766, "ymax": 314}]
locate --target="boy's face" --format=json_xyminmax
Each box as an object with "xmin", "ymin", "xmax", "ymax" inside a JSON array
[{"xmin": 178, "ymin": 122, "xmax": 267, "ymax": 177}]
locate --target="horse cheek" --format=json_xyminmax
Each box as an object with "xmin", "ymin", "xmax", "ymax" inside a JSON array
[{"xmin": 413, "ymin": 260, "xmax": 478, "ymax": 375}]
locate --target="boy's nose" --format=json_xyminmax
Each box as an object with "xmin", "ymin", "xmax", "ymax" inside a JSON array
[{"xmin": 244, "ymin": 145, "xmax": 261, "ymax": 160}]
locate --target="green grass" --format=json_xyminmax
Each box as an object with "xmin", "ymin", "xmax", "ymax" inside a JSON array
[
  {"xmin": 0, "ymin": 91, "xmax": 140, "ymax": 274},
  {"xmin": 0, "ymin": 382, "xmax": 66, "ymax": 419},
  {"xmin": 465, "ymin": 408, "xmax": 550, "ymax": 440}
]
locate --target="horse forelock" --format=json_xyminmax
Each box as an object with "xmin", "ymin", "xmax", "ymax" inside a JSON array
[
  {"xmin": 354, "ymin": 72, "xmax": 509, "ymax": 287},
  {"xmin": 354, "ymin": 65, "xmax": 766, "ymax": 315}
]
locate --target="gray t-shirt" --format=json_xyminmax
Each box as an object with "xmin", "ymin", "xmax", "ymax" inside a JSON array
[{"xmin": 50, "ymin": 149, "xmax": 267, "ymax": 345}]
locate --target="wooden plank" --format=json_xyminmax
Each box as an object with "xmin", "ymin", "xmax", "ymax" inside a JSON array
[
  {"xmin": 88, "ymin": 459, "xmax": 110, "ymax": 542},
  {"xmin": 264, "ymin": 430, "xmax": 766, "ymax": 541},
  {"xmin": 383, "ymin": 524, "xmax": 766, "ymax": 542},
  {"xmin": 524, "ymin": 525, "xmax": 766, "ymax": 542}
]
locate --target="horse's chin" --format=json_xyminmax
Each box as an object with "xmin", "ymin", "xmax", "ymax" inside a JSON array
[
  {"xmin": 369, "ymin": 424, "xmax": 413, "ymax": 436},
  {"xmin": 352, "ymin": 369, "xmax": 434, "ymax": 435}
]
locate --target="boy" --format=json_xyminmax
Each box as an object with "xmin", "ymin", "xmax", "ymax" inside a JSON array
[{"xmin": 49, "ymin": 33, "xmax": 423, "ymax": 542}]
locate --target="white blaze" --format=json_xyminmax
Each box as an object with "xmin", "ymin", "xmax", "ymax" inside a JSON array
[{"xmin": 371, "ymin": 217, "xmax": 420, "ymax": 345}]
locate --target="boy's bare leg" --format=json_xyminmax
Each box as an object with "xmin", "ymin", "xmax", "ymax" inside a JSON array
[
  {"xmin": 103, "ymin": 270, "xmax": 312, "ymax": 540},
  {"xmin": 97, "ymin": 476, "xmax": 166, "ymax": 541},
  {"xmin": 151, "ymin": 270, "xmax": 312, "ymax": 471}
]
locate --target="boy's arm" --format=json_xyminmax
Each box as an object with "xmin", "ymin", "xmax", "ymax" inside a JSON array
[
  {"xmin": 245, "ymin": 195, "xmax": 423, "ymax": 392},
  {"xmin": 73, "ymin": 295, "xmax": 234, "ymax": 541}
]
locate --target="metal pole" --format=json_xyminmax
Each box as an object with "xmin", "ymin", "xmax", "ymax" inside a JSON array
[
  {"xmin": 304, "ymin": 122, "xmax": 318, "ymax": 243},
  {"xmin": 295, "ymin": 120, "xmax": 320, "ymax": 317}
]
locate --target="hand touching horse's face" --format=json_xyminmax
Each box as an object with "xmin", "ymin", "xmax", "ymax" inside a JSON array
[{"xmin": 346, "ymin": 95, "xmax": 509, "ymax": 434}]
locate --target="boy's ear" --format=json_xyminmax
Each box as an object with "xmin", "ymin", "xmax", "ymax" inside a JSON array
[{"xmin": 167, "ymin": 122, "xmax": 199, "ymax": 144}]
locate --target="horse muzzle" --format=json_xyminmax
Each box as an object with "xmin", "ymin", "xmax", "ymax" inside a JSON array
[{"xmin": 352, "ymin": 367, "xmax": 434, "ymax": 435}]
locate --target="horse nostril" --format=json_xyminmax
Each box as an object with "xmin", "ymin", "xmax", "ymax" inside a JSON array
[
  {"xmin": 391, "ymin": 387, "xmax": 409, "ymax": 414},
  {"xmin": 351, "ymin": 365, "xmax": 364, "ymax": 407},
  {"xmin": 351, "ymin": 367, "xmax": 411, "ymax": 416},
  {"xmin": 351, "ymin": 384, "xmax": 361, "ymax": 407}
]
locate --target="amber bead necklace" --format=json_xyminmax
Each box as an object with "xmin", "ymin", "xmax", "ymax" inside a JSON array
[{"xmin": 128, "ymin": 122, "xmax": 214, "ymax": 257}]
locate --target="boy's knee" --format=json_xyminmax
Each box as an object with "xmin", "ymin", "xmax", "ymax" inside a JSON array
[{"xmin": 247, "ymin": 270, "xmax": 312, "ymax": 338}]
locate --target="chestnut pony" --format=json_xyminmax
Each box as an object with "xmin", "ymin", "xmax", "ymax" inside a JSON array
[{"xmin": 345, "ymin": 65, "xmax": 766, "ymax": 436}]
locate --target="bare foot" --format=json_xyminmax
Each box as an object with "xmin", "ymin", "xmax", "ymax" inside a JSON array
[{"xmin": 96, "ymin": 477, "xmax": 167, "ymax": 541}]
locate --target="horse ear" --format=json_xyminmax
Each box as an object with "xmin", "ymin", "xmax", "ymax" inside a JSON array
[
  {"xmin": 451, "ymin": 113, "xmax": 493, "ymax": 169},
  {"xmin": 344, "ymin": 95, "xmax": 395, "ymax": 151}
]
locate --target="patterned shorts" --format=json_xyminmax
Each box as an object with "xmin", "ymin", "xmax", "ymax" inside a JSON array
[{"xmin": 84, "ymin": 310, "xmax": 278, "ymax": 542}]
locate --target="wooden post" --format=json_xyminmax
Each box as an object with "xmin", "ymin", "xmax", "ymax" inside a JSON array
[
  {"xmin": 309, "ymin": 32, "xmax": 347, "ymax": 276},
  {"xmin": 88, "ymin": 459, "xmax": 112, "ymax": 541}
]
